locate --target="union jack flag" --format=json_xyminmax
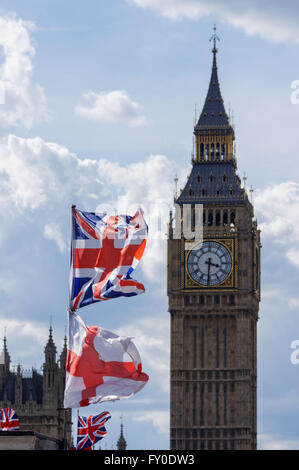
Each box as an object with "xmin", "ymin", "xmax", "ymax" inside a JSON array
[
  {"xmin": 76, "ymin": 411, "xmax": 111, "ymax": 450},
  {"xmin": 0, "ymin": 408, "xmax": 20, "ymax": 431},
  {"xmin": 69, "ymin": 207, "xmax": 147, "ymax": 311}
]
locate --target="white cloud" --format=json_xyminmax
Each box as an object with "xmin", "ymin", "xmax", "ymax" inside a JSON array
[
  {"xmin": 130, "ymin": 0, "xmax": 299, "ymax": 44},
  {"xmin": 0, "ymin": 316, "xmax": 50, "ymax": 365},
  {"xmin": 0, "ymin": 15, "xmax": 47, "ymax": 128},
  {"xmin": 254, "ymin": 182, "xmax": 299, "ymax": 270},
  {"xmin": 0, "ymin": 317, "xmax": 48, "ymax": 345},
  {"xmin": 116, "ymin": 315, "xmax": 170, "ymax": 393},
  {"xmin": 134, "ymin": 410, "xmax": 169, "ymax": 434},
  {"xmin": 44, "ymin": 222, "xmax": 67, "ymax": 253},
  {"xmin": 258, "ymin": 433, "xmax": 299, "ymax": 450},
  {"xmin": 75, "ymin": 90, "xmax": 147, "ymax": 126},
  {"xmin": 0, "ymin": 134, "xmax": 174, "ymax": 283},
  {"xmin": 288, "ymin": 297, "xmax": 299, "ymax": 310}
]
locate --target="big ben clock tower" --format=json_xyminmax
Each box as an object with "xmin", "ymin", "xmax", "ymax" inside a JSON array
[{"xmin": 167, "ymin": 30, "xmax": 261, "ymax": 451}]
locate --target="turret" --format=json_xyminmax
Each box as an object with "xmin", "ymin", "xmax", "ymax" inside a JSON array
[
  {"xmin": 43, "ymin": 325, "xmax": 58, "ymax": 408},
  {"xmin": 193, "ymin": 26, "xmax": 235, "ymax": 164},
  {"xmin": 59, "ymin": 335, "xmax": 67, "ymax": 372},
  {"xmin": 0, "ymin": 336, "xmax": 11, "ymax": 392},
  {"xmin": 117, "ymin": 417, "xmax": 127, "ymax": 451}
]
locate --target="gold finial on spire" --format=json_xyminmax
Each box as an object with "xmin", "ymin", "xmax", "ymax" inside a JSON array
[{"xmin": 210, "ymin": 24, "xmax": 220, "ymax": 55}]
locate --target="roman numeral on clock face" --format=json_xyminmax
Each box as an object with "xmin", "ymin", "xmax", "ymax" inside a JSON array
[{"xmin": 187, "ymin": 241, "xmax": 232, "ymax": 286}]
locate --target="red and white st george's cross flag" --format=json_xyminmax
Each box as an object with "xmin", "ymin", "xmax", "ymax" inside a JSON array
[{"xmin": 63, "ymin": 311, "xmax": 149, "ymax": 408}]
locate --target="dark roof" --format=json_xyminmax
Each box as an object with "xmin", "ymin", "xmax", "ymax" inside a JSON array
[
  {"xmin": 194, "ymin": 52, "xmax": 233, "ymax": 133},
  {"xmin": 176, "ymin": 161, "xmax": 248, "ymax": 205}
]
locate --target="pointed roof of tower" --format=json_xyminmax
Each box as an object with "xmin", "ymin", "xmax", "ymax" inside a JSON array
[
  {"xmin": 0, "ymin": 335, "xmax": 11, "ymax": 367},
  {"xmin": 117, "ymin": 417, "xmax": 127, "ymax": 451},
  {"xmin": 44, "ymin": 325, "xmax": 57, "ymax": 354},
  {"xmin": 194, "ymin": 26, "xmax": 232, "ymax": 133},
  {"xmin": 59, "ymin": 334, "xmax": 67, "ymax": 369}
]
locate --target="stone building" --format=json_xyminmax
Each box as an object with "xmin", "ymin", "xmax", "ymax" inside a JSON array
[
  {"xmin": 168, "ymin": 31, "xmax": 261, "ymax": 450},
  {"xmin": 0, "ymin": 327, "xmax": 72, "ymax": 447}
]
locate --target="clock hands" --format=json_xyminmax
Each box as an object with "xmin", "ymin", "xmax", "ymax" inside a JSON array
[
  {"xmin": 187, "ymin": 242, "xmax": 232, "ymax": 286},
  {"xmin": 205, "ymin": 257, "xmax": 220, "ymax": 285}
]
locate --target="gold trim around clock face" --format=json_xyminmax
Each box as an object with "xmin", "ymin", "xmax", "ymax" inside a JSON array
[{"xmin": 183, "ymin": 237, "xmax": 237, "ymax": 291}]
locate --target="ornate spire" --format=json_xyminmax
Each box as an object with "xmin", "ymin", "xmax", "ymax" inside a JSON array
[
  {"xmin": 44, "ymin": 325, "xmax": 57, "ymax": 366},
  {"xmin": 192, "ymin": 26, "xmax": 235, "ymax": 165},
  {"xmin": 195, "ymin": 26, "xmax": 231, "ymax": 132},
  {"xmin": 59, "ymin": 334, "xmax": 67, "ymax": 370},
  {"xmin": 45, "ymin": 325, "xmax": 56, "ymax": 349},
  {"xmin": 117, "ymin": 416, "xmax": 127, "ymax": 451},
  {"xmin": 210, "ymin": 24, "xmax": 220, "ymax": 56},
  {"xmin": 0, "ymin": 334, "xmax": 11, "ymax": 370}
]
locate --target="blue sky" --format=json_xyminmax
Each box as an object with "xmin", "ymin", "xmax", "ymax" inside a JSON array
[{"xmin": 0, "ymin": 0, "xmax": 299, "ymax": 450}]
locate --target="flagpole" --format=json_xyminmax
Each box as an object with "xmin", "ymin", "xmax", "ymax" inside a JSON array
[
  {"xmin": 68, "ymin": 205, "xmax": 76, "ymax": 313},
  {"xmin": 63, "ymin": 205, "xmax": 76, "ymax": 449}
]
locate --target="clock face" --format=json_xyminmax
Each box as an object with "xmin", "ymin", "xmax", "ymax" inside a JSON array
[{"xmin": 187, "ymin": 241, "xmax": 232, "ymax": 286}]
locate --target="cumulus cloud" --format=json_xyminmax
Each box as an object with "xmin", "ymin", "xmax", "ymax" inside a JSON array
[
  {"xmin": 0, "ymin": 15, "xmax": 47, "ymax": 128},
  {"xmin": 134, "ymin": 410, "xmax": 169, "ymax": 434},
  {"xmin": 75, "ymin": 90, "xmax": 147, "ymax": 126},
  {"xmin": 0, "ymin": 317, "xmax": 48, "ymax": 345},
  {"xmin": 259, "ymin": 433, "xmax": 299, "ymax": 450},
  {"xmin": 116, "ymin": 315, "xmax": 170, "ymax": 393},
  {"xmin": 0, "ymin": 316, "xmax": 51, "ymax": 365},
  {"xmin": 44, "ymin": 222, "xmax": 67, "ymax": 253},
  {"xmin": 130, "ymin": 0, "xmax": 299, "ymax": 44},
  {"xmin": 288, "ymin": 297, "xmax": 299, "ymax": 310},
  {"xmin": 0, "ymin": 134, "xmax": 174, "ymax": 282},
  {"xmin": 254, "ymin": 182, "xmax": 299, "ymax": 270}
]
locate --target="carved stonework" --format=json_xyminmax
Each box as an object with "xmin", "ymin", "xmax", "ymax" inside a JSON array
[{"xmin": 168, "ymin": 38, "xmax": 261, "ymax": 451}]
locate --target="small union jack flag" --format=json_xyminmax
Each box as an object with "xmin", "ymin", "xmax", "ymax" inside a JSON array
[
  {"xmin": 69, "ymin": 207, "xmax": 147, "ymax": 311},
  {"xmin": 76, "ymin": 411, "xmax": 111, "ymax": 450},
  {"xmin": 0, "ymin": 408, "xmax": 20, "ymax": 431}
]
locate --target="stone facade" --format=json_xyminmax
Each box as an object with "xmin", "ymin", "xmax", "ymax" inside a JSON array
[
  {"xmin": 0, "ymin": 430, "xmax": 61, "ymax": 450},
  {"xmin": 168, "ymin": 41, "xmax": 261, "ymax": 450},
  {"xmin": 0, "ymin": 328, "xmax": 72, "ymax": 447}
]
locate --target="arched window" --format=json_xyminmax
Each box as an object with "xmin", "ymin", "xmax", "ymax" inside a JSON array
[
  {"xmin": 200, "ymin": 143, "xmax": 204, "ymax": 160},
  {"xmin": 211, "ymin": 143, "xmax": 214, "ymax": 159},
  {"xmin": 216, "ymin": 142, "xmax": 220, "ymax": 160},
  {"xmin": 208, "ymin": 211, "xmax": 213, "ymax": 226},
  {"xmin": 205, "ymin": 144, "xmax": 209, "ymax": 160},
  {"xmin": 223, "ymin": 211, "xmax": 228, "ymax": 225},
  {"xmin": 230, "ymin": 211, "xmax": 235, "ymax": 225},
  {"xmin": 221, "ymin": 143, "xmax": 225, "ymax": 160},
  {"xmin": 216, "ymin": 211, "xmax": 221, "ymax": 226}
]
